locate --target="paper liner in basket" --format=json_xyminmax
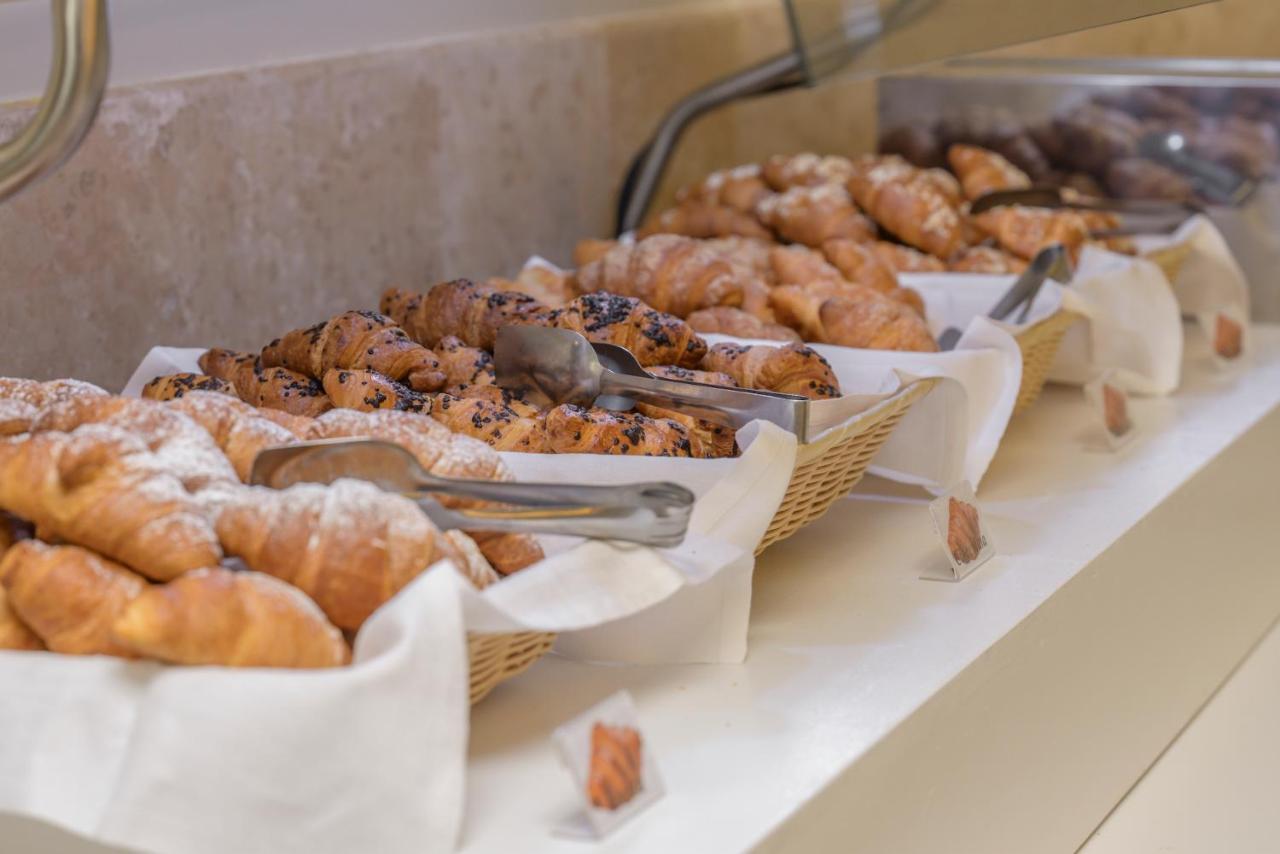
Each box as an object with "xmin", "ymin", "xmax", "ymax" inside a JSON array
[{"xmin": 1134, "ymin": 213, "xmax": 1251, "ymax": 324}]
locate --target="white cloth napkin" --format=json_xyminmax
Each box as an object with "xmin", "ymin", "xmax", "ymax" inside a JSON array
[
  {"xmin": 1134, "ymin": 213, "xmax": 1251, "ymax": 322},
  {"xmin": 0, "ymin": 562, "xmax": 473, "ymax": 854},
  {"xmin": 1049, "ymin": 247, "xmax": 1185, "ymax": 395}
]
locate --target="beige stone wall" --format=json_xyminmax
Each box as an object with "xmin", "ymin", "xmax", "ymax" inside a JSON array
[{"xmin": 0, "ymin": 0, "xmax": 1276, "ymax": 387}]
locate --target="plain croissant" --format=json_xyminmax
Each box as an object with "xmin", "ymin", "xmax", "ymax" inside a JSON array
[
  {"xmin": 574, "ymin": 234, "xmax": 746, "ymax": 317},
  {"xmin": 0, "ymin": 425, "xmax": 222, "ymax": 581},
  {"xmin": 215, "ymin": 479, "xmax": 459, "ymax": 631},
  {"xmin": 113, "ymin": 567, "xmax": 350, "ymax": 668},
  {"xmin": 0, "ymin": 539, "xmax": 146, "ymax": 656}
]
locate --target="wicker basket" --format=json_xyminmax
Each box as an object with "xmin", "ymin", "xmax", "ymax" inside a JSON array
[
  {"xmin": 755, "ymin": 379, "xmax": 937, "ymax": 554},
  {"xmin": 468, "ymin": 629, "xmax": 557, "ymax": 705},
  {"xmin": 466, "ymin": 379, "xmax": 937, "ymax": 699},
  {"xmin": 1011, "ymin": 310, "xmax": 1082, "ymax": 416},
  {"xmin": 1144, "ymin": 242, "xmax": 1194, "ymax": 284}
]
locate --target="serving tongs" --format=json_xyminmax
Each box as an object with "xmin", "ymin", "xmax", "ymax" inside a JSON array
[
  {"xmin": 1138, "ymin": 131, "xmax": 1258, "ymax": 207},
  {"xmin": 969, "ymin": 186, "xmax": 1198, "ymax": 236},
  {"xmin": 250, "ymin": 439, "xmax": 695, "ymax": 547},
  {"xmin": 493, "ymin": 326, "xmax": 810, "ymax": 438},
  {"xmin": 937, "ymin": 244, "xmax": 1074, "ymax": 351}
]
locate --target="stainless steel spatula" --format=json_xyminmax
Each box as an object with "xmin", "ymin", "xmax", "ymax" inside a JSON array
[
  {"xmin": 493, "ymin": 326, "xmax": 810, "ymax": 437},
  {"xmin": 251, "ymin": 438, "xmax": 694, "ymax": 547}
]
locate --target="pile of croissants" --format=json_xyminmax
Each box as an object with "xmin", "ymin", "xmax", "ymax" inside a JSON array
[
  {"xmin": 142, "ymin": 284, "xmax": 845, "ymax": 462},
  {"xmin": 0, "ymin": 377, "xmax": 547, "ymax": 667},
  {"xmin": 557, "ymin": 145, "xmax": 1137, "ymax": 354}
]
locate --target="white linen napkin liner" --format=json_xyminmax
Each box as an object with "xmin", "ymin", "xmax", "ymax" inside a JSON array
[{"xmin": 1134, "ymin": 213, "xmax": 1251, "ymax": 321}]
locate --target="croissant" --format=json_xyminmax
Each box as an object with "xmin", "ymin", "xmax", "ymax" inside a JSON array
[
  {"xmin": 771, "ymin": 283, "xmax": 938, "ymax": 352},
  {"xmin": 32, "ymin": 396, "xmax": 239, "ymax": 491},
  {"xmin": 645, "ymin": 365, "xmax": 737, "ymax": 387},
  {"xmin": 254, "ymin": 407, "xmax": 317, "ymax": 439},
  {"xmin": 678, "ymin": 163, "xmax": 772, "ymax": 213},
  {"xmin": 489, "ymin": 264, "xmax": 575, "ymax": 308},
  {"xmin": 686, "ymin": 307, "xmax": 801, "ymax": 342},
  {"xmin": 870, "ymin": 241, "xmax": 947, "ymax": 273},
  {"xmin": 917, "ymin": 168, "xmax": 965, "ymax": 208},
  {"xmin": 431, "ymin": 394, "xmax": 550, "ymax": 453},
  {"xmin": 0, "ymin": 587, "xmax": 43, "ymax": 650},
  {"xmin": 948, "ymin": 245, "xmax": 1029, "ymax": 274},
  {"xmin": 141, "ymin": 373, "xmax": 236, "ymax": 402},
  {"xmin": 441, "ymin": 531, "xmax": 502, "ymax": 589},
  {"xmin": 165, "ymin": 391, "xmax": 300, "ymax": 482},
  {"xmin": 947, "ymin": 144, "xmax": 1031, "ymax": 201},
  {"xmin": 113, "ymin": 567, "xmax": 350, "ymax": 668},
  {"xmin": 216, "ymin": 479, "xmax": 458, "ymax": 631},
  {"xmin": 760, "ymin": 153, "xmax": 855, "ymax": 191},
  {"xmin": 847, "ymin": 157, "xmax": 966, "ymax": 259},
  {"xmin": 199, "ymin": 349, "xmax": 333, "ymax": 417},
  {"xmin": 0, "ymin": 399, "xmax": 37, "ymax": 437},
  {"xmin": 767, "ymin": 244, "xmax": 848, "ymax": 288},
  {"xmin": 0, "ymin": 426, "xmax": 223, "ymax": 581},
  {"xmin": 0, "ymin": 540, "xmax": 146, "ymax": 656},
  {"xmin": 261, "ymin": 310, "xmax": 446, "ymax": 392},
  {"xmin": 755, "ymin": 185, "xmax": 876, "ymax": 248},
  {"xmin": 821, "ymin": 238, "xmax": 900, "ymax": 294},
  {"xmin": 947, "ymin": 497, "xmax": 983, "ymax": 564},
  {"xmin": 702, "ymin": 342, "xmax": 841, "ymax": 399},
  {"xmin": 971, "ymin": 206, "xmax": 1088, "ymax": 262},
  {"xmin": 545, "ymin": 405, "xmax": 699, "ymax": 457},
  {"xmin": 587, "ymin": 722, "xmax": 645, "ymax": 811},
  {"xmin": 308, "ymin": 408, "xmax": 544, "ymax": 574},
  {"xmin": 573, "ymin": 235, "xmax": 745, "ymax": 317},
  {"xmin": 0, "ymin": 377, "xmax": 108, "ymax": 409},
  {"xmin": 444, "ymin": 383, "xmax": 544, "ymax": 418},
  {"xmin": 638, "ymin": 201, "xmax": 774, "ymax": 241},
  {"xmin": 550, "ymin": 292, "xmax": 708, "ymax": 368},
  {"xmin": 322, "ymin": 369, "xmax": 431, "ymax": 414},
  {"xmin": 574, "ymin": 238, "xmax": 618, "ymax": 268},
  {"xmin": 382, "ymin": 280, "xmax": 551, "ymax": 350},
  {"xmin": 435, "ymin": 335, "xmax": 497, "ymax": 390}
]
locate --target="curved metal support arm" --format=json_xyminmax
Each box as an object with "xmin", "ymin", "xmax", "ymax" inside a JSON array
[
  {"xmin": 615, "ymin": 49, "xmax": 806, "ymax": 235},
  {"xmin": 0, "ymin": 0, "xmax": 110, "ymax": 204}
]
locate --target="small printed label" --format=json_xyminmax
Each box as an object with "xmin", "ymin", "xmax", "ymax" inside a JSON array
[
  {"xmin": 1085, "ymin": 371, "xmax": 1136, "ymax": 451},
  {"xmin": 923, "ymin": 481, "xmax": 995, "ymax": 582},
  {"xmin": 552, "ymin": 691, "xmax": 664, "ymax": 839}
]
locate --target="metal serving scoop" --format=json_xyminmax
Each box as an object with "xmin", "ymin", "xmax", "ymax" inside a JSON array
[
  {"xmin": 493, "ymin": 326, "xmax": 810, "ymax": 437},
  {"xmin": 251, "ymin": 438, "xmax": 694, "ymax": 547},
  {"xmin": 969, "ymin": 185, "xmax": 1196, "ymax": 236},
  {"xmin": 938, "ymin": 243, "xmax": 1074, "ymax": 351}
]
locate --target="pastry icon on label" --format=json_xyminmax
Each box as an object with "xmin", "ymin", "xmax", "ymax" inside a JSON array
[
  {"xmin": 1214, "ymin": 313, "xmax": 1243, "ymax": 360},
  {"xmin": 1102, "ymin": 383, "xmax": 1132, "ymax": 439},
  {"xmin": 587, "ymin": 722, "xmax": 644, "ymax": 811},
  {"xmin": 946, "ymin": 497, "xmax": 984, "ymax": 565},
  {"xmin": 925, "ymin": 481, "xmax": 994, "ymax": 581},
  {"xmin": 1085, "ymin": 371, "xmax": 1136, "ymax": 451},
  {"xmin": 553, "ymin": 691, "xmax": 664, "ymax": 839}
]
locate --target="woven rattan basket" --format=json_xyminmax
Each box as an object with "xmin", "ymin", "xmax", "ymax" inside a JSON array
[
  {"xmin": 755, "ymin": 378, "xmax": 937, "ymax": 554},
  {"xmin": 468, "ymin": 629, "xmax": 557, "ymax": 705},
  {"xmin": 1144, "ymin": 242, "xmax": 1194, "ymax": 285},
  {"xmin": 1011, "ymin": 309, "xmax": 1081, "ymax": 415},
  {"xmin": 466, "ymin": 378, "xmax": 937, "ymax": 699}
]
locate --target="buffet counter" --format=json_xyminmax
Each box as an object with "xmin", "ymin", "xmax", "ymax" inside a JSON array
[{"xmin": 461, "ymin": 325, "xmax": 1280, "ymax": 853}]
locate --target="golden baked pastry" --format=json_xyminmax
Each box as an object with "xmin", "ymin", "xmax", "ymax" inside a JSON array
[
  {"xmin": 702, "ymin": 342, "xmax": 841, "ymax": 399},
  {"xmin": 755, "ymin": 184, "xmax": 876, "ymax": 248},
  {"xmin": 947, "ymin": 144, "xmax": 1031, "ymax": 201},
  {"xmin": 0, "ymin": 540, "xmax": 146, "ymax": 656},
  {"xmin": 948, "ymin": 246, "xmax": 1028, "ymax": 274},
  {"xmin": 545, "ymin": 405, "xmax": 700, "ymax": 457},
  {"xmin": 971, "ymin": 206, "xmax": 1088, "ymax": 262},
  {"xmin": 382, "ymin": 280, "xmax": 551, "ymax": 351},
  {"xmin": 141, "ymin": 373, "xmax": 236, "ymax": 401},
  {"xmin": 847, "ymin": 156, "xmax": 967, "ymax": 259},
  {"xmin": 431, "ymin": 394, "xmax": 550, "ymax": 453},
  {"xmin": 113, "ymin": 567, "xmax": 351, "ymax": 668},
  {"xmin": 685, "ymin": 306, "xmax": 801, "ymax": 342},
  {"xmin": 199, "ymin": 349, "xmax": 333, "ymax": 417},
  {"xmin": 946, "ymin": 497, "xmax": 983, "ymax": 564},
  {"xmin": 587, "ymin": 722, "xmax": 644, "ymax": 811},
  {"xmin": 322, "ymin": 369, "xmax": 431, "ymax": 414},
  {"xmin": 550, "ymin": 292, "xmax": 709, "ymax": 368}
]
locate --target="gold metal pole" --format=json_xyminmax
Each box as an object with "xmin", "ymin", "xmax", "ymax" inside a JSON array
[{"xmin": 0, "ymin": 0, "xmax": 110, "ymax": 203}]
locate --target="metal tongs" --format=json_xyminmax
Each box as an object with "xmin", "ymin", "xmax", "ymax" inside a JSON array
[
  {"xmin": 938, "ymin": 244, "xmax": 1074, "ymax": 351},
  {"xmin": 250, "ymin": 439, "xmax": 694, "ymax": 547},
  {"xmin": 969, "ymin": 185, "xmax": 1198, "ymax": 236},
  {"xmin": 493, "ymin": 326, "xmax": 810, "ymax": 438},
  {"xmin": 1137, "ymin": 130, "xmax": 1258, "ymax": 207}
]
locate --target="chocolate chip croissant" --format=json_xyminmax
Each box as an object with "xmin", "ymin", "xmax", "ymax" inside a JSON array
[
  {"xmin": 549, "ymin": 292, "xmax": 708, "ymax": 368},
  {"xmin": 702, "ymin": 342, "xmax": 842, "ymax": 399},
  {"xmin": 382, "ymin": 279, "xmax": 551, "ymax": 351},
  {"xmin": 260, "ymin": 310, "xmax": 446, "ymax": 392}
]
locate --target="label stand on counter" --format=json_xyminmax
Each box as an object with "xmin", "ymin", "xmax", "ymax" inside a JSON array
[
  {"xmin": 552, "ymin": 691, "xmax": 664, "ymax": 840},
  {"xmin": 921, "ymin": 481, "xmax": 994, "ymax": 582}
]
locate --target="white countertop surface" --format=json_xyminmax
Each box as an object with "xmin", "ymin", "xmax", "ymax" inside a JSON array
[{"xmin": 460, "ymin": 324, "xmax": 1280, "ymax": 853}]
